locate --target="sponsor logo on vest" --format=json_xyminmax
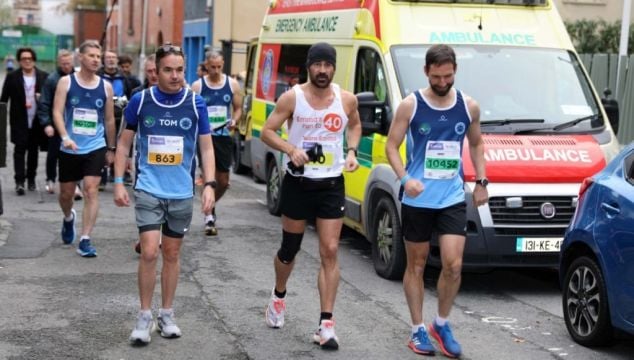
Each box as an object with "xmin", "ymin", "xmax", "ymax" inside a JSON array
[
  {"xmin": 485, "ymin": 148, "xmax": 592, "ymax": 163},
  {"xmin": 223, "ymin": 94, "xmax": 231, "ymax": 103},
  {"xmin": 95, "ymin": 99, "xmax": 104, "ymax": 108},
  {"xmin": 70, "ymin": 96, "xmax": 80, "ymax": 105},
  {"xmin": 455, "ymin": 122, "xmax": 466, "ymax": 135},
  {"xmin": 143, "ymin": 116, "xmax": 156, "ymax": 127},
  {"xmin": 418, "ymin": 123, "xmax": 431, "ymax": 135},
  {"xmin": 180, "ymin": 117, "xmax": 193, "ymax": 130}
]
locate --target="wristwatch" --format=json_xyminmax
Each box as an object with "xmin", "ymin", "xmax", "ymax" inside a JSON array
[
  {"xmin": 204, "ymin": 180, "xmax": 217, "ymax": 189},
  {"xmin": 475, "ymin": 178, "xmax": 489, "ymax": 187},
  {"xmin": 347, "ymin": 147, "xmax": 358, "ymax": 156}
]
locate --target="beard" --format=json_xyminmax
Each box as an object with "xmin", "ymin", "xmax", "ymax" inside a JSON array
[
  {"xmin": 309, "ymin": 72, "xmax": 332, "ymax": 89},
  {"xmin": 430, "ymin": 82, "xmax": 453, "ymax": 97}
]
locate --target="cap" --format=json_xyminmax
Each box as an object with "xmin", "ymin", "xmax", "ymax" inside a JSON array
[{"xmin": 306, "ymin": 42, "xmax": 336, "ymax": 68}]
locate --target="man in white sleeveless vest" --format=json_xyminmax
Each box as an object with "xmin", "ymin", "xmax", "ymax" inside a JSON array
[
  {"xmin": 386, "ymin": 44, "xmax": 488, "ymax": 358},
  {"xmin": 261, "ymin": 42, "xmax": 362, "ymax": 350}
]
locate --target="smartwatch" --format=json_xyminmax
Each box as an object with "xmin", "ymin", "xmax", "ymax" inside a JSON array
[
  {"xmin": 475, "ymin": 178, "xmax": 489, "ymax": 187},
  {"xmin": 204, "ymin": 180, "xmax": 217, "ymax": 189}
]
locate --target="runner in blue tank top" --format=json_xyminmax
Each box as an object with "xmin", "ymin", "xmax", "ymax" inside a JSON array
[
  {"xmin": 114, "ymin": 44, "xmax": 216, "ymax": 345},
  {"xmin": 386, "ymin": 44, "xmax": 488, "ymax": 358},
  {"xmin": 52, "ymin": 40, "xmax": 117, "ymax": 258},
  {"xmin": 191, "ymin": 51, "xmax": 242, "ymax": 236}
]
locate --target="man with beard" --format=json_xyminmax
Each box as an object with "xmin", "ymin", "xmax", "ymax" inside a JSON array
[
  {"xmin": 261, "ymin": 42, "xmax": 361, "ymax": 350},
  {"xmin": 385, "ymin": 44, "xmax": 488, "ymax": 358},
  {"xmin": 190, "ymin": 51, "xmax": 242, "ymax": 236}
]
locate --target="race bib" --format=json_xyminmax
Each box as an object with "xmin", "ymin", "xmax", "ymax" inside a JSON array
[
  {"xmin": 423, "ymin": 141, "xmax": 460, "ymax": 179},
  {"xmin": 208, "ymin": 105, "xmax": 229, "ymax": 130},
  {"xmin": 147, "ymin": 135, "xmax": 183, "ymax": 166},
  {"xmin": 72, "ymin": 108, "xmax": 98, "ymax": 136}
]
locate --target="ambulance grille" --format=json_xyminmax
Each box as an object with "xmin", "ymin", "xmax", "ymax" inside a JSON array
[
  {"xmin": 488, "ymin": 196, "xmax": 575, "ymax": 226},
  {"xmin": 528, "ymin": 137, "xmax": 577, "ymax": 146},
  {"xmin": 483, "ymin": 138, "xmax": 523, "ymax": 146}
]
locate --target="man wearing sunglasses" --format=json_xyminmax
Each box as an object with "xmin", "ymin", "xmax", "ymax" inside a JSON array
[
  {"xmin": 114, "ymin": 44, "xmax": 216, "ymax": 345},
  {"xmin": 0, "ymin": 47, "xmax": 49, "ymax": 195}
]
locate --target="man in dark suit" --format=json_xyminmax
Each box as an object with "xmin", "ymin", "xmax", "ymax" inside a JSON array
[{"xmin": 0, "ymin": 47, "xmax": 49, "ymax": 195}]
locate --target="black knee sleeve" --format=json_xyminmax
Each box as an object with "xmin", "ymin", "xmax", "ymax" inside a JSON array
[{"xmin": 277, "ymin": 230, "xmax": 304, "ymax": 264}]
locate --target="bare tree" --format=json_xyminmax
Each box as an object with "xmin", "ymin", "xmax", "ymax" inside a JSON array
[{"xmin": 0, "ymin": 0, "xmax": 14, "ymax": 27}]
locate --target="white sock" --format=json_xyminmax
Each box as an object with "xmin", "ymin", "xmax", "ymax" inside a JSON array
[
  {"xmin": 435, "ymin": 316, "xmax": 447, "ymax": 327},
  {"xmin": 80, "ymin": 235, "xmax": 90, "ymax": 241},
  {"xmin": 159, "ymin": 308, "xmax": 173, "ymax": 316},
  {"xmin": 139, "ymin": 309, "xmax": 152, "ymax": 318},
  {"xmin": 411, "ymin": 323, "xmax": 425, "ymax": 335},
  {"xmin": 64, "ymin": 212, "xmax": 74, "ymax": 222},
  {"xmin": 205, "ymin": 214, "xmax": 215, "ymax": 222}
]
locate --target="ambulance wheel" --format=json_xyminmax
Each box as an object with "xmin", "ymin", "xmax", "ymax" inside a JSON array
[
  {"xmin": 371, "ymin": 196, "xmax": 405, "ymax": 280},
  {"xmin": 266, "ymin": 159, "xmax": 282, "ymax": 216},
  {"xmin": 232, "ymin": 133, "xmax": 249, "ymax": 175}
]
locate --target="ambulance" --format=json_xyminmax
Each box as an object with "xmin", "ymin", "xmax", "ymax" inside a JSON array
[{"xmin": 233, "ymin": 0, "xmax": 621, "ymax": 279}]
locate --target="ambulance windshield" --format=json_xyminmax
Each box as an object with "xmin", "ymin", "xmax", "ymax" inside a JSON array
[{"xmin": 391, "ymin": 45, "xmax": 603, "ymax": 133}]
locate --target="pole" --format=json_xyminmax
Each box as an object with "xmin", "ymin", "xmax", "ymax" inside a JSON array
[
  {"xmin": 616, "ymin": 0, "xmax": 631, "ymax": 98},
  {"xmin": 207, "ymin": 0, "xmax": 214, "ymax": 48},
  {"xmin": 117, "ymin": 0, "xmax": 123, "ymax": 54},
  {"xmin": 138, "ymin": 0, "xmax": 149, "ymax": 84}
]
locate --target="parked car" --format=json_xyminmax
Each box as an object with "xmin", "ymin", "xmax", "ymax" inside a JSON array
[{"xmin": 560, "ymin": 142, "xmax": 634, "ymax": 346}]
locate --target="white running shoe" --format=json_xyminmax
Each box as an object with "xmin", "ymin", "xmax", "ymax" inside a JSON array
[
  {"xmin": 129, "ymin": 312, "xmax": 154, "ymax": 345},
  {"xmin": 265, "ymin": 291, "xmax": 286, "ymax": 328},
  {"xmin": 313, "ymin": 319, "xmax": 339, "ymax": 350},
  {"xmin": 157, "ymin": 310, "xmax": 182, "ymax": 338}
]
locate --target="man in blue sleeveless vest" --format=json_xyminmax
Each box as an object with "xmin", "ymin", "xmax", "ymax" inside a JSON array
[
  {"xmin": 190, "ymin": 51, "xmax": 242, "ymax": 236},
  {"xmin": 114, "ymin": 44, "xmax": 216, "ymax": 345},
  {"xmin": 52, "ymin": 40, "xmax": 117, "ymax": 257},
  {"xmin": 386, "ymin": 44, "xmax": 488, "ymax": 358}
]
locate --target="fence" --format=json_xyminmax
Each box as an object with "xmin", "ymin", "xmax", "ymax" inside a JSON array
[{"xmin": 579, "ymin": 53, "xmax": 634, "ymax": 145}]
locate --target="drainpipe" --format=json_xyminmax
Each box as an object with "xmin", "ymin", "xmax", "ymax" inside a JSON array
[{"xmin": 138, "ymin": 0, "xmax": 149, "ymax": 84}]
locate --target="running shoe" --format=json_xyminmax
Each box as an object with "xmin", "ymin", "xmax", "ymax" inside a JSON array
[
  {"xmin": 265, "ymin": 291, "xmax": 286, "ymax": 328},
  {"xmin": 313, "ymin": 319, "xmax": 339, "ymax": 350},
  {"xmin": 205, "ymin": 220, "xmax": 217, "ymax": 236},
  {"xmin": 157, "ymin": 310, "xmax": 182, "ymax": 338},
  {"xmin": 74, "ymin": 185, "xmax": 83, "ymax": 200},
  {"xmin": 61, "ymin": 209, "xmax": 76, "ymax": 244},
  {"xmin": 408, "ymin": 326, "xmax": 435, "ymax": 355},
  {"xmin": 76, "ymin": 238, "xmax": 97, "ymax": 257},
  {"xmin": 45, "ymin": 180, "xmax": 55, "ymax": 194},
  {"xmin": 429, "ymin": 321, "xmax": 462, "ymax": 358},
  {"xmin": 28, "ymin": 181, "xmax": 36, "ymax": 191},
  {"xmin": 129, "ymin": 312, "xmax": 154, "ymax": 345},
  {"xmin": 15, "ymin": 184, "xmax": 25, "ymax": 196}
]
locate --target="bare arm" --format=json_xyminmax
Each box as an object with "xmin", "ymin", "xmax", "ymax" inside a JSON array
[
  {"xmin": 190, "ymin": 79, "xmax": 202, "ymax": 94},
  {"xmin": 113, "ymin": 128, "xmax": 135, "ymax": 207},
  {"xmin": 52, "ymin": 76, "xmax": 77, "ymax": 150},
  {"xmin": 465, "ymin": 96, "xmax": 488, "ymax": 207},
  {"xmin": 198, "ymin": 134, "xmax": 216, "ymax": 213},
  {"xmin": 104, "ymin": 82, "xmax": 116, "ymax": 148},
  {"xmin": 261, "ymin": 90, "xmax": 306, "ymax": 166},
  {"xmin": 230, "ymin": 77, "xmax": 243, "ymax": 128},
  {"xmin": 385, "ymin": 95, "xmax": 415, "ymax": 180},
  {"xmin": 342, "ymin": 91, "xmax": 361, "ymax": 172}
]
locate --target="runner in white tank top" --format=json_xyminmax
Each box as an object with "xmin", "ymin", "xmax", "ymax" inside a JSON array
[{"xmin": 260, "ymin": 42, "xmax": 362, "ymax": 350}]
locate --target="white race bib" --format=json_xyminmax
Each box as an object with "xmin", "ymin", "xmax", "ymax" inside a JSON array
[
  {"xmin": 423, "ymin": 141, "xmax": 461, "ymax": 179},
  {"xmin": 72, "ymin": 108, "xmax": 98, "ymax": 136},
  {"xmin": 147, "ymin": 135, "xmax": 184, "ymax": 166},
  {"xmin": 207, "ymin": 105, "xmax": 229, "ymax": 130}
]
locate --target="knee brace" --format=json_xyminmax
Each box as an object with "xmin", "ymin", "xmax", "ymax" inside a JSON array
[{"xmin": 277, "ymin": 230, "xmax": 304, "ymax": 264}]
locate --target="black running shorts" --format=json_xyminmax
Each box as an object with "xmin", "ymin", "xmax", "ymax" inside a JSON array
[
  {"xmin": 280, "ymin": 174, "xmax": 345, "ymax": 220},
  {"xmin": 401, "ymin": 202, "xmax": 467, "ymax": 242},
  {"xmin": 212, "ymin": 135, "xmax": 233, "ymax": 172},
  {"xmin": 58, "ymin": 147, "xmax": 107, "ymax": 183}
]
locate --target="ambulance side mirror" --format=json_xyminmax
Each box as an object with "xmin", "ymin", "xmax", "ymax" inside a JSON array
[
  {"xmin": 601, "ymin": 88, "xmax": 619, "ymax": 135},
  {"xmin": 356, "ymin": 91, "xmax": 388, "ymax": 136}
]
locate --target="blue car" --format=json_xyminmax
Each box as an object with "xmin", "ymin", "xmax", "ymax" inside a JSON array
[{"xmin": 560, "ymin": 142, "xmax": 634, "ymax": 346}]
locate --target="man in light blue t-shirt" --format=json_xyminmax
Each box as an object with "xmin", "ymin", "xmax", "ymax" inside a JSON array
[{"xmin": 114, "ymin": 44, "xmax": 216, "ymax": 345}]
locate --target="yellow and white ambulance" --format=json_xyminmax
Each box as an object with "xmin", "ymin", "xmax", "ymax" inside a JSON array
[{"xmin": 233, "ymin": 0, "xmax": 621, "ymax": 279}]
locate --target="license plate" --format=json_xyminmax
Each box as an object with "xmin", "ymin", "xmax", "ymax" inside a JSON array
[{"xmin": 516, "ymin": 237, "xmax": 563, "ymax": 252}]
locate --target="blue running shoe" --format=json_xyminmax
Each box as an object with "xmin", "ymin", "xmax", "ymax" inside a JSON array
[
  {"xmin": 429, "ymin": 321, "xmax": 462, "ymax": 358},
  {"xmin": 61, "ymin": 209, "xmax": 76, "ymax": 244},
  {"xmin": 408, "ymin": 326, "xmax": 435, "ymax": 355},
  {"xmin": 77, "ymin": 238, "xmax": 97, "ymax": 257}
]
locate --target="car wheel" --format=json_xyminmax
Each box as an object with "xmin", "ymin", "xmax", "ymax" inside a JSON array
[
  {"xmin": 371, "ymin": 196, "xmax": 406, "ymax": 280},
  {"xmin": 266, "ymin": 159, "xmax": 282, "ymax": 216},
  {"xmin": 232, "ymin": 133, "xmax": 249, "ymax": 175},
  {"xmin": 562, "ymin": 256, "xmax": 613, "ymax": 346}
]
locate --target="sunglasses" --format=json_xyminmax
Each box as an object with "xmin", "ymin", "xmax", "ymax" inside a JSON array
[
  {"xmin": 156, "ymin": 44, "xmax": 183, "ymax": 56},
  {"xmin": 20, "ymin": 57, "xmax": 33, "ymax": 62}
]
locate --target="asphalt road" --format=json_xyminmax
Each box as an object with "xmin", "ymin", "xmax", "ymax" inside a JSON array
[{"xmin": 0, "ymin": 153, "xmax": 632, "ymax": 359}]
